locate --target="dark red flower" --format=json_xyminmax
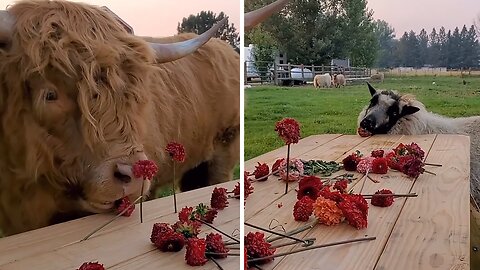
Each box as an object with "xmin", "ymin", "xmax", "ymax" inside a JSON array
[
  {"xmin": 371, "ymin": 149, "xmax": 385, "ymax": 158},
  {"xmin": 293, "ymin": 196, "xmax": 314, "ymax": 221},
  {"xmin": 393, "ymin": 143, "xmax": 407, "ymax": 156},
  {"xmin": 253, "ymin": 162, "xmax": 270, "ymax": 180},
  {"xmin": 178, "ymin": 206, "xmax": 194, "ymax": 222},
  {"xmin": 297, "ymin": 175, "xmax": 323, "ymax": 200},
  {"xmin": 165, "ymin": 142, "xmax": 186, "ymax": 163},
  {"xmin": 151, "ymin": 223, "xmax": 174, "ymax": 243},
  {"xmin": 172, "ymin": 221, "xmax": 201, "ymax": 238},
  {"xmin": 333, "ymin": 180, "xmax": 348, "ymax": 193},
  {"xmin": 337, "ymin": 200, "xmax": 368, "ymax": 229},
  {"xmin": 401, "ymin": 157, "xmax": 425, "ymax": 178},
  {"xmin": 211, "ymin": 187, "xmax": 229, "ymax": 209},
  {"xmin": 185, "ymin": 238, "xmax": 208, "ymax": 266},
  {"xmin": 203, "ymin": 208, "xmax": 218, "ymax": 223},
  {"xmin": 371, "ymin": 157, "xmax": 388, "ymax": 174},
  {"xmin": 342, "ymin": 152, "xmax": 362, "ymax": 171},
  {"xmin": 275, "ymin": 118, "xmax": 301, "ymax": 145},
  {"xmin": 115, "ymin": 197, "xmax": 134, "ymax": 217},
  {"xmin": 132, "ymin": 160, "xmax": 158, "ymax": 180},
  {"xmin": 272, "ymin": 158, "xmax": 285, "ymax": 175},
  {"xmin": 405, "ymin": 142, "xmax": 425, "ymax": 160},
  {"xmin": 78, "ymin": 262, "xmax": 105, "ymax": 270},
  {"xmin": 344, "ymin": 194, "xmax": 369, "ymax": 216},
  {"xmin": 245, "ymin": 232, "xmax": 276, "ymax": 265},
  {"xmin": 385, "ymin": 151, "xmax": 401, "ymax": 170},
  {"xmin": 154, "ymin": 231, "xmax": 186, "ymax": 252},
  {"xmin": 206, "ymin": 233, "xmax": 230, "ymax": 258},
  {"xmin": 244, "ymin": 247, "xmax": 248, "ymax": 269},
  {"xmin": 371, "ymin": 189, "xmax": 394, "ymax": 207},
  {"xmin": 358, "ymin": 127, "xmax": 372, "ymax": 137},
  {"xmin": 319, "ymin": 186, "xmax": 344, "ymax": 203}
]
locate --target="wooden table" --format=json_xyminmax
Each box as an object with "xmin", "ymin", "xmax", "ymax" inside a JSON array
[
  {"xmin": 0, "ymin": 181, "xmax": 240, "ymax": 269},
  {"xmin": 245, "ymin": 134, "xmax": 470, "ymax": 270}
]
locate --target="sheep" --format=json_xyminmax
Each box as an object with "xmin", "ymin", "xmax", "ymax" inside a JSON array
[
  {"xmin": 357, "ymin": 83, "xmax": 480, "ymax": 208},
  {"xmin": 370, "ymin": 73, "xmax": 384, "ymax": 83},
  {"xmin": 333, "ymin": 74, "xmax": 346, "ymax": 88},
  {"xmin": 313, "ymin": 73, "xmax": 332, "ymax": 88}
]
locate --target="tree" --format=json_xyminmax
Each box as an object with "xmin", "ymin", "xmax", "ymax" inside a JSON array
[
  {"xmin": 247, "ymin": 27, "xmax": 277, "ymax": 78},
  {"xmin": 438, "ymin": 27, "xmax": 448, "ymax": 67},
  {"xmin": 373, "ymin": 19, "xmax": 396, "ymax": 68},
  {"xmin": 428, "ymin": 28, "xmax": 441, "ymax": 66},
  {"xmin": 177, "ymin": 11, "xmax": 239, "ymax": 51},
  {"xmin": 418, "ymin": 28, "xmax": 428, "ymax": 66},
  {"xmin": 396, "ymin": 32, "xmax": 409, "ymax": 67}
]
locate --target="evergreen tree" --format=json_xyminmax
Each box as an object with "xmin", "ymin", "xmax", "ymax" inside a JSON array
[
  {"xmin": 438, "ymin": 27, "xmax": 448, "ymax": 67},
  {"xmin": 429, "ymin": 28, "xmax": 441, "ymax": 66},
  {"xmin": 396, "ymin": 32, "xmax": 409, "ymax": 67},
  {"xmin": 373, "ymin": 19, "xmax": 396, "ymax": 68},
  {"xmin": 418, "ymin": 28, "xmax": 428, "ymax": 66}
]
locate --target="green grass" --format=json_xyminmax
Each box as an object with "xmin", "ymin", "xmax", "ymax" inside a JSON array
[{"xmin": 245, "ymin": 76, "xmax": 480, "ymax": 160}]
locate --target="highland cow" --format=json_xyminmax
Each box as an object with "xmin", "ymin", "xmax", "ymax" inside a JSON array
[
  {"xmin": 0, "ymin": 1, "xmax": 239, "ymax": 235},
  {"xmin": 313, "ymin": 73, "xmax": 332, "ymax": 88}
]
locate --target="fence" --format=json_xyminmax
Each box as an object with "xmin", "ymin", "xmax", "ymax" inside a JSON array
[{"xmin": 244, "ymin": 61, "xmax": 371, "ymax": 86}]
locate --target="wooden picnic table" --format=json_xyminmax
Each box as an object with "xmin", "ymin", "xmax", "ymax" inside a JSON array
[
  {"xmin": 0, "ymin": 181, "xmax": 240, "ymax": 270},
  {"xmin": 245, "ymin": 134, "xmax": 470, "ymax": 270}
]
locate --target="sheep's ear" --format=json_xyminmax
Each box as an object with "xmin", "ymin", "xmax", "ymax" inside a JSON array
[
  {"xmin": 401, "ymin": 105, "xmax": 420, "ymax": 116},
  {"xmin": 367, "ymin": 82, "xmax": 376, "ymax": 96}
]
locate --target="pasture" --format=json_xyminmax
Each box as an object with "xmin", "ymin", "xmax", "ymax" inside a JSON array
[{"xmin": 245, "ymin": 75, "xmax": 480, "ymax": 160}]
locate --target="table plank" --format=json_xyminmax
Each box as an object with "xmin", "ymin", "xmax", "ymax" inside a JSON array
[
  {"xmin": 375, "ymin": 134, "xmax": 470, "ymax": 270},
  {"xmin": 271, "ymin": 134, "xmax": 438, "ymax": 270},
  {"xmin": 0, "ymin": 181, "xmax": 239, "ymax": 269}
]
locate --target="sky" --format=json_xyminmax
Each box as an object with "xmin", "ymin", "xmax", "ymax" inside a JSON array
[
  {"xmin": 3, "ymin": 0, "xmax": 240, "ymax": 37},
  {"xmin": 368, "ymin": 0, "xmax": 480, "ymax": 37}
]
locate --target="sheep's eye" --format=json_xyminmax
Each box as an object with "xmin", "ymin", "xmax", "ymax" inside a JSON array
[{"xmin": 45, "ymin": 90, "xmax": 58, "ymax": 101}]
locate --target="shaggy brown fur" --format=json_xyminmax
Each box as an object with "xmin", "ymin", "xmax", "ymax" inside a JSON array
[{"xmin": 0, "ymin": 0, "xmax": 239, "ymax": 235}]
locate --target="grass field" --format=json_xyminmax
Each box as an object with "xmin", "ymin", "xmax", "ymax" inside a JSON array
[{"xmin": 245, "ymin": 76, "xmax": 480, "ymax": 160}]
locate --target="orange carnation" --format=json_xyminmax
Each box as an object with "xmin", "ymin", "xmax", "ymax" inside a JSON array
[{"xmin": 312, "ymin": 196, "xmax": 343, "ymax": 225}]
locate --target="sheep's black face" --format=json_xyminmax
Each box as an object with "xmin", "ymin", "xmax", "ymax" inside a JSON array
[{"xmin": 359, "ymin": 83, "xmax": 419, "ymax": 134}]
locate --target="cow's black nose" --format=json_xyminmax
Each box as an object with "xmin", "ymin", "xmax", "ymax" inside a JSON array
[{"xmin": 114, "ymin": 164, "xmax": 133, "ymax": 183}]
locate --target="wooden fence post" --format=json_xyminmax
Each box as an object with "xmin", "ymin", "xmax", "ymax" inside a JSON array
[{"xmin": 273, "ymin": 62, "xmax": 278, "ymax": 86}]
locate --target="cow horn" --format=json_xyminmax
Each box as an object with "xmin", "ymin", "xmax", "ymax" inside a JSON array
[
  {"xmin": 0, "ymin": 10, "xmax": 15, "ymax": 49},
  {"xmin": 244, "ymin": 0, "xmax": 289, "ymax": 32},
  {"xmin": 150, "ymin": 17, "xmax": 227, "ymax": 63}
]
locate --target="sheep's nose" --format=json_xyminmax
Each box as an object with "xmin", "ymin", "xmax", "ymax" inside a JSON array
[
  {"xmin": 114, "ymin": 163, "xmax": 133, "ymax": 183},
  {"xmin": 360, "ymin": 117, "xmax": 375, "ymax": 131}
]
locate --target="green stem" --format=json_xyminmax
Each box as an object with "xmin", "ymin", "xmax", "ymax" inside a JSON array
[{"xmin": 173, "ymin": 164, "xmax": 177, "ymax": 213}]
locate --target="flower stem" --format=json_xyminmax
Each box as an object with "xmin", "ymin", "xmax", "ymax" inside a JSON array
[
  {"xmin": 194, "ymin": 218, "xmax": 240, "ymax": 243},
  {"xmin": 285, "ymin": 144, "xmax": 291, "ymax": 194},
  {"xmin": 173, "ymin": 164, "xmax": 177, "ymax": 213},
  {"xmin": 362, "ymin": 193, "xmax": 418, "ymax": 198},
  {"xmin": 424, "ymin": 170, "xmax": 436, "ymax": 176},
  {"xmin": 266, "ymin": 220, "xmax": 317, "ymax": 242},
  {"xmin": 245, "ymin": 222, "xmax": 313, "ymax": 246},
  {"xmin": 425, "ymin": 162, "xmax": 442, "ymax": 167},
  {"xmin": 271, "ymin": 237, "xmax": 316, "ymax": 248},
  {"xmin": 205, "ymin": 252, "xmax": 240, "ymax": 256},
  {"xmin": 140, "ymin": 181, "xmax": 144, "ymax": 223},
  {"xmin": 209, "ymin": 257, "xmax": 225, "ymax": 270},
  {"xmin": 81, "ymin": 196, "xmax": 143, "ymax": 241},
  {"xmin": 247, "ymin": 236, "xmax": 376, "ymax": 263}
]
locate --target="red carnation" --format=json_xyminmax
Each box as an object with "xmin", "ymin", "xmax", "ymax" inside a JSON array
[
  {"xmin": 333, "ymin": 179, "xmax": 348, "ymax": 193},
  {"xmin": 293, "ymin": 196, "xmax": 314, "ymax": 221},
  {"xmin": 244, "ymin": 247, "xmax": 248, "ymax": 269},
  {"xmin": 185, "ymin": 238, "xmax": 208, "ymax": 266},
  {"xmin": 297, "ymin": 175, "xmax": 323, "ymax": 200},
  {"xmin": 272, "ymin": 158, "xmax": 284, "ymax": 175},
  {"xmin": 385, "ymin": 151, "xmax": 401, "ymax": 170},
  {"xmin": 253, "ymin": 162, "xmax": 270, "ymax": 180},
  {"xmin": 172, "ymin": 221, "xmax": 201, "ymax": 238},
  {"xmin": 206, "ymin": 233, "xmax": 230, "ymax": 258},
  {"xmin": 338, "ymin": 200, "xmax": 368, "ymax": 229},
  {"xmin": 151, "ymin": 223, "xmax": 174, "ymax": 243},
  {"xmin": 401, "ymin": 157, "xmax": 425, "ymax": 178},
  {"xmin": 155, "ymin": 231, "xmax": 186, "ymax": 252},
  {"xmin": 245, "ymin": 232, "xmax": 276, "ymax": 265},
  {"xmin": 165, "ymin": 142, "xmax": 186, "ymax": 163},
  {"xmin": 275, "ymin": 118, "xmax": 301, "ymax": 145},
  {"xmin": 357, "ymin": 127, "xmax": 372, "ymax": 137},
  {"xmin": 78, "ymin": 262, "xmax": 105, "ymax": 270},
  {"xmin": 405, "ymin": 142, "xmax": 425, "ymax": 160},
  {"xmin": 115, "ymin": 197, "xmax": 134, "ymax": 217},
  {"xmin": 344, "ymin": 194, "xmax": 369, "ymax": 216},
  {"xmin": 132, "ymin": 160, "xmax": 158, "ymax": 180},
  {"xmin": 211, "ymin": 187, "xmax": 229, "ymax": 209},
  {"xmin": 371, "ymin": 189, "xmax": 394, "ymax": 207},
  {"xmin": 203, "ymin": 208, "xmax": 218, "ymax": 223},
  {"xmin": 342, "ymin": 151, "xmax": 362, "ymax": 171},
  {"xmin": 319, "ymin": 186, "xmax": 344, "ymax": 203},
  {"xmin": 371, "ymin": 149, "xmax": 384, "ymax": 158},
  {"xmin": 371, "ymin": 157, "xmax": 388, "ymax": 174}
]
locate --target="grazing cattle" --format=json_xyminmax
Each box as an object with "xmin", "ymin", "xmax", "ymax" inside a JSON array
[
  {"xmin": 0, "ymin": 1, "xmax": 239, "ymax": 235},
  {"xmin": 357, "ymin": 83, "xmax": 480, "ymax": 207},
  {"xmin": 313, "ymin": 73, "xmax": 332, "ymax": 88},
  {"xmin": 333, "ymin": 74, "xmax": 346, "ymax": 88},
  {"xmin": 370, "ymin": 73, "xmax": 384, "ymax": 83}
]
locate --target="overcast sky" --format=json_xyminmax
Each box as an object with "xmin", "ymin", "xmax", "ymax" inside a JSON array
[
  {"xmin": 368, "ymin": 0, "xmax": 480, "ymax": 37},
  {"xmin": 3, "ymin": 0, "xmax": 240, "ymax": 37}
]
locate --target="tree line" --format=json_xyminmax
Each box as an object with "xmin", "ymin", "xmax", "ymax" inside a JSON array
[{"xmin": 375, "ymin": 21, "xmax": 480, "ymax": 69}]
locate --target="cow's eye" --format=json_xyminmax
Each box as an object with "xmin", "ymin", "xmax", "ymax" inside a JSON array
[{"xmin": 44, "ymin": 90, "xmax": 58, "ymax": 101}]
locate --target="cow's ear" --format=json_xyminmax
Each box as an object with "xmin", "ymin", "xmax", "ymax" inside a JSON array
[
  {"xmin": 401, "ymin": 105, "xmax": 420, "ymax": 116},
  {"xmin": 367, "ymin": 82, "xmax": 376, "ymax": 96}
]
